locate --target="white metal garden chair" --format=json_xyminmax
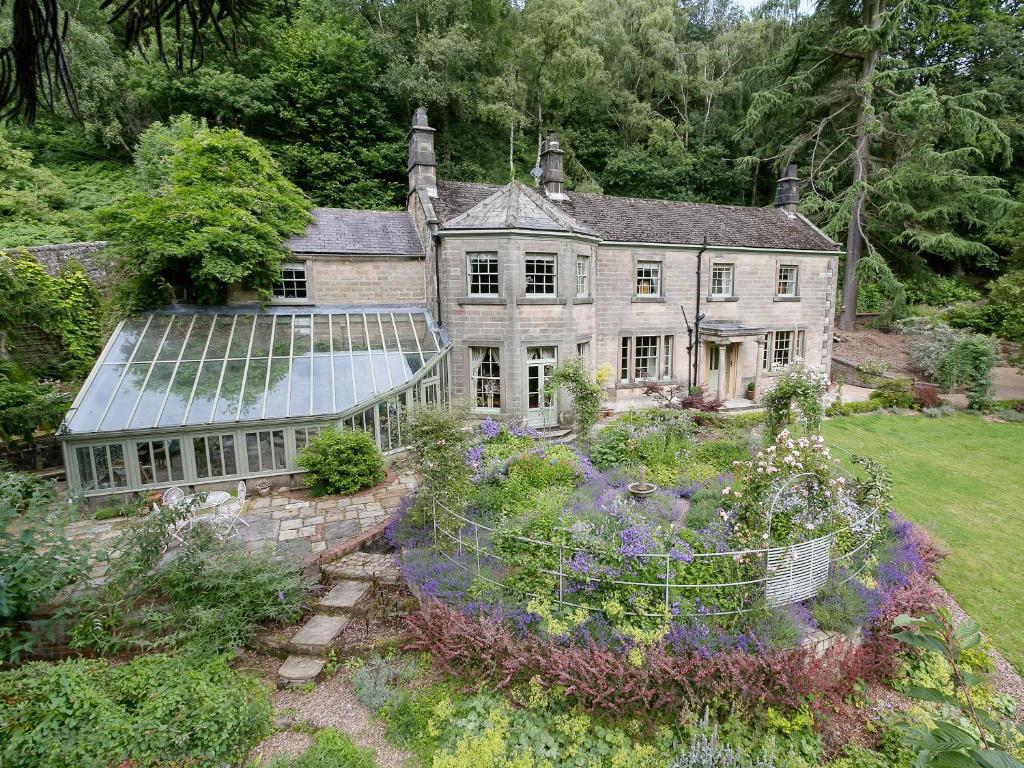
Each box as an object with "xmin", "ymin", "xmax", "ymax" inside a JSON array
[
  {"xmin": 202, "ymin": 495, "xmax": 250, "ymax": 542},
  {"xmin": 236, "ymin": 480, "xmax": 247, "ymax": 505},
  {"xmin": 162, "ymin": 486, "xmax": 185, "ymax": 507}
]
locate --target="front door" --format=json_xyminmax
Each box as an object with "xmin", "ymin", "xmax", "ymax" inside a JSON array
[
  {"xmin": 707, "ymin": 344, "xmax": 720, "ymax": 394},
  {"xmin": 526, "ymin": 347, "xmax": 557, "ymax": 427}
]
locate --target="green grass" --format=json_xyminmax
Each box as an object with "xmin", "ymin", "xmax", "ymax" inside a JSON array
[{"xmin": 821, "ymin": 413, "xmax": 1024, "ymax": 672}]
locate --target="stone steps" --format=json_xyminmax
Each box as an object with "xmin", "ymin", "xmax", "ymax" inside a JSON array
[
  {"xmin": 274, "ymin": 552, "xmax": 400, "ymax": 687},
  {"xmin": 278, "ymin": 654, "xmax": 326, "ymax": 687},
  {"xmin": 323, "ymin": 552, "xmax": 401, "ymax": 584},
  {"xmin": 288, "ymin": 613, "xmax": 349, "ymax": 656},
  {"xmin": 316, "ymin": 580, "xmax": 372, "ymax": 615}
]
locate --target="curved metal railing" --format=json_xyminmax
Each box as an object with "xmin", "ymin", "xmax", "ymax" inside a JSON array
[{"xmin": 428, "ymin": 495, "xmax": 879, "ymax": 619}]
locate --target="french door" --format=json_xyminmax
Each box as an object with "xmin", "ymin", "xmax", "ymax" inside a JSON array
[{"xmin": 526, "ymin": 347, "xmax": 557, "ymax": 427}]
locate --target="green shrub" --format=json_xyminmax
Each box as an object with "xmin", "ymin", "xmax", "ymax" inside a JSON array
[
  {"xmin": 904, "ymin": 274, "xmax": 980, "ymax": 307},
  {"xmin": 903, "ymin": 321, "xmax": 996, "ymax": 408},
  {"xmin": 297, "ymin": 427, "xmax": 385, "ymax": 496},
  {"xmin": 868, "ymin": 378, "xmax": 915, "ymax": 409},
  {"xmin": 153, "ymin": 544, "xmax": 310, "ymax": 653},
  {"xmin": 808, "ymin": 580, "xmax": 867, "ymax": 633},
  {"xmin": 0, "ymin": 653, "xmax": 271, "ymax": 767},
  {"xmin": 93, "ymin": 499, "xmax": 147, "ymax": 521},
  {"xmin": 0, "ymin": 479, "xmax": 87, "ymax": 663},
  {"xmin": 0, "ymin": 374, "xmax": 70, "ymax": 443},
  {"xmin": 590, "ymin": 423, "xmax": 633, "ymax": 469},
  {"xmin": 543, "ymin": 356, "xmax": 603, "ymax": 439},
  {"xmin": 71, "ymin": 508, "xmax": 309, "ymax": 655},
  {"xmin": 825, "ymin": 399, "xmax": 880, "ymax": 417},
  {"xmin": 407, "ymin": 403, "xmax": 471, "ymax": 518},
  {"xmin": 268, "ymin": 728, "xmax": 377, "ymax": 768},
  {"xmin": 351, "ymin": 654, "xmax": 419, "ymax": 714},
  {"xmin": 690, "ymin": 439, "xmax": 749, "ymax": 471},
  {"xmin": 986, "ymin": 270, "xmax": 1024, "ymax": 342},
  {"xmin": 944, "ymin": 301, "xmax": 997, "ymax": 335},
  {"xmin": 0, "ymin": 471, "xmax": 53, "ymax": 514}
]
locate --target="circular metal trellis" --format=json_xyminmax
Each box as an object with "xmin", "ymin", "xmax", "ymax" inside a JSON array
[{"xmin": 428, "ymin": 494, "xmax": 879, "ymax": 619}]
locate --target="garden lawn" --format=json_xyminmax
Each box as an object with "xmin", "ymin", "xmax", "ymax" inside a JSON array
[{"xmin": 821, "ymin": 413, "xmax": 1024, "ymax": 672}]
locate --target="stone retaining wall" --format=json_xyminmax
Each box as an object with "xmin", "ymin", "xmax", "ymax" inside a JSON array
[{"xmin": 6, "ymin": 241, "xmax": 108, "ymax": 282}]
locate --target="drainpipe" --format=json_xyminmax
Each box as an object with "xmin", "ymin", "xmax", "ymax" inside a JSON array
[
  {"xmin": 432, "ymin": 232, "xmax": 443, "ymax": 326},
  {"xmin": 692, "ymin": 237, "xmax": 708, "ymax": 391}
]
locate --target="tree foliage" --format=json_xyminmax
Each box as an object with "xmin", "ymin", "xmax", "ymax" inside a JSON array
[
  {"xmin": 2, "ymin": 0, "xmax": 1023, "ymax": 296},
  {"xmin": 99, "ymin": 114, "xmax": 311, "ymax": 308}
]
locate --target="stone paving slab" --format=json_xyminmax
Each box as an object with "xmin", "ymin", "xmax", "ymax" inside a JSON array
[
  {"xmin": 318, "ymin": 581, "xmax": 372, "ymax": 614},
  {"xmin": 278, "ymin": 655, "xmax": 325, "ymax": 687},
  {"xmin": 324, "ymin": 552, "xmax": 400, "ymax": 584},
  {"xmin": 289, "ymin": 614, "xmax": 349, "ymax": 655}
]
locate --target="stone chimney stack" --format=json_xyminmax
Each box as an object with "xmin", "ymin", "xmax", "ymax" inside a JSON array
[
  {"xmin": 540, "ymin": 131, "xmax": 566, "ymax": 199},
  {"xmin": 408, "ymin": 106, "xmax": 437, "ymax": 197},
  {"xmin": 775, "ymin": 164, "xmax": 800, "ymax": 214}
]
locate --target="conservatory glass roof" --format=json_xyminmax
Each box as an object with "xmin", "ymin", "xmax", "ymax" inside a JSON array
[{"xmin": 62, "ymin": 306, "xmax": 448, "ymax": 435}]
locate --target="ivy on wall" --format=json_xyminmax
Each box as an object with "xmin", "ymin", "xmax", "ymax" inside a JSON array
[{"xmin": 0, "ymin": 250, "xmax": 102, "ymax": 379}]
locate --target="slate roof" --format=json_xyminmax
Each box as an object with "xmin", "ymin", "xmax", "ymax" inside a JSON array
[
  {"xmin": 286, "ymin": 208, "xmax": 424, "ymax": 255},
  {"xmin": 443, "ymin": 181, "xmax": 600, "ymax": 238},
  {"xmin": 435, "ymin": 181, "xmax": 838, "ymax": 252}
]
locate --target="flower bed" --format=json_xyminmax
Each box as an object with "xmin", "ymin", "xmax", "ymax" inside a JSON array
[{"xmin": 392, "ymin": 411, "xmax": 934, "ymax": 709}]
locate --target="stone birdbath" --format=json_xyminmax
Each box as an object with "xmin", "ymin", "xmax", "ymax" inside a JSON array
[{"xmin": 628, "ymin": 467, "xmax": 658, "ymax": 499}]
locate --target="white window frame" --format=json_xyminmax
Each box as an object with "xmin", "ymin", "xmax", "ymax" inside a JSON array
[
  {"xmin": 74, "ymin": 443, "xmax": 129, "ymax": 492},
  {"xmin": 467, "ymin": 252, "xmax": 500, "ymax": 296},
  {"xmin": 710, "ymin": 263, "xmax": 734, "ymax": 298},
  {"xmin": 272, "ymin": 261, "xmax": 309, "ymax": 301},
  {"xmin": 575, "ymin": 255, "xmax": 590, "ymax": 298},
  {"xmin": 470, "ymin": 346, "xmax": 501, "ymax": 411},
  {"xmin": 635, "ymin": 261, "xmax": 662, "ymax": 297},
  {"xmin": 576, "ymin": 340, "xmax": 590, "ymax": 365},
  {"xmin": 767, "ymin": 330, "xmax": 806, "ymax": 370},
  {"xmin": 620, "ymin": 335, "xmax": 674, "ymax": 383},
  {"xmin": 524, "ymin": 254, "xmax": 557, "ymax": 295},
  {"xmin": 777, "ymin": 264, "xmax": 799, "ymax": 297}
]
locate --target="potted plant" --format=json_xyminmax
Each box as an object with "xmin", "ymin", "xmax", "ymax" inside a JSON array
[
  {"xmin": 745, "ymin": 381, "xmax": 756, "ymax": 400},
  {"xmin": 254, "ymin": 479, "xmax": 272, "ymax": 497}
]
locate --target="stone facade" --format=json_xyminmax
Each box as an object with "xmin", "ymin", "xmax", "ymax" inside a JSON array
[
  {"xmin": 228, "ymin": 254, "xmax": 426, "ymax": 306},
  {"xmin": 435, "ymin": 233, "xmax": 837, "ymax": 423}
]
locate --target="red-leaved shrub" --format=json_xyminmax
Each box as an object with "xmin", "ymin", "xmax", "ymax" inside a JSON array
[
  {"xmin": 911, "ymin": 382, "xmax": 942, "ymax": 409},
  {"xmin": 404, "ymin": 572, "xmax": 939, "ymax": 722}
]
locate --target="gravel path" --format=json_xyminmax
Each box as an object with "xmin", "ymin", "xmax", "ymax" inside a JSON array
[
  {"xmin": 247, "ymin": 658, "xmax": 412, "ymax": 768},
  {"xmin": 933, "ymin": 582, "xmax": 1024, "ymax": 719}
]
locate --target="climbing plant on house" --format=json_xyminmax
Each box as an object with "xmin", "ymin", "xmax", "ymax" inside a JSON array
[
  {"xmin": 544, "ymin": 356, "xmax": 603, "ymax": 440},
  {"xmin": 761, "ymin": 362, "xmax": 827, "ymax": 440}
]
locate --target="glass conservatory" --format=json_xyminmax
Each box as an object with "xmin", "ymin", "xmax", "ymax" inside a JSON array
[{"xmin": 60, "ymin": 306, "xmax": 450, "ymax": 498}]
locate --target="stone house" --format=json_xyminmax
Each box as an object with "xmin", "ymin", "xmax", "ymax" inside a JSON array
[
  {"xmin": 269, "ymin": 108, "xmax": 838, "ymax": 427},
  {"xmin": 59, "ymin": 108, "xmax": 839, "ymax": 499}
]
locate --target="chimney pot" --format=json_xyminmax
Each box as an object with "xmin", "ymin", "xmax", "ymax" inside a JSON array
[
  {"xmin": 775, "ymin": 163, "xmax": 800, "ymax": 214},
  {"xmin": 408, "ymin": 106, "xmax": 437, "ymax": 197},
  {"xmin": 540, "ymin": 130, "xmax": 566, "ymax": 199}
]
